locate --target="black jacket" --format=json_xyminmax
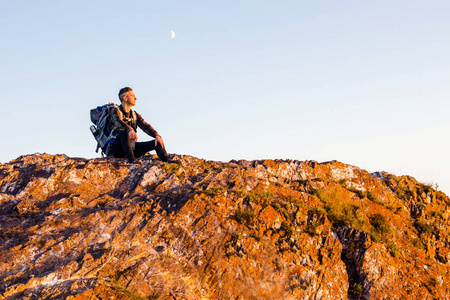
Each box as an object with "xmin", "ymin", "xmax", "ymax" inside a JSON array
[{"xmin": 110, "ymin": 104, "xmax": 159, "ymax": 138}]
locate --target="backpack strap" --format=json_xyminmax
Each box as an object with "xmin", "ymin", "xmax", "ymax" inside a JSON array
[
  {"xmin": 116, "ymin": 105, "xmax": 136, "ymax": 129},
  {"xmin": 116, "ymin": 106, "xmax": 123, "ymax": 120},
  {"xmin": 130, "ymin": 109, "xmax": 137, "ymax": 129}
]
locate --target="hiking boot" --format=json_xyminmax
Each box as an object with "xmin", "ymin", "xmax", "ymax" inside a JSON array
[
  {"xmin": 128, "ymin": 158, "xmax": 143, "ymax": 165},
  {"xmin": 164, "ymin": 159, "xmax": 179, "ymax": 164}
]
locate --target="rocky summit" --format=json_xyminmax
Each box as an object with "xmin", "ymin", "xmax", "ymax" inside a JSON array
[{"xmin": 1, "ymin": 153, "xmax": 449, "ymax": 300}]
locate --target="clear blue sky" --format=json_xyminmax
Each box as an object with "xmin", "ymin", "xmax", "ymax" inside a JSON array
[{"xmin": 1, "ymin": 1, "xmax": 449, "ymax": 194}]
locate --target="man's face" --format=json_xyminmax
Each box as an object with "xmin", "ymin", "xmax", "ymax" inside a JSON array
[{"xmin": 124, "ymin": 91, "xmax": 137, "ymax": 106}]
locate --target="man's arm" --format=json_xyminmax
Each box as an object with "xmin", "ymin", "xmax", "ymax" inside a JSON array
[
  {"xmin": 135, "ymin": 112, "xmax": 165, "ymax": 148},
  {"xmin": 135, "ymin": 111, "xmax": 159, "ymax": 138},
  {"xmin": 155, "ymin": 135, "xmax": 165, "ymax": 148}
]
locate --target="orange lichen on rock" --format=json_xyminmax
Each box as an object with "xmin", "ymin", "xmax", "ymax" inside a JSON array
[{"xmin": 1, "ymin": 153, "xmax": 450, "ymax": 299}]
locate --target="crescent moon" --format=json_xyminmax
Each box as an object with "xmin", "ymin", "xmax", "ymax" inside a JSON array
[{"xmin": 171, "ymin": 30, "xmax": 175, "ymax": 39}]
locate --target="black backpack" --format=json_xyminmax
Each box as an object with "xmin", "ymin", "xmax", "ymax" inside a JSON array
[{"xmin": 90, "ymin": 103, "xmax": 136, "ymax": 156}]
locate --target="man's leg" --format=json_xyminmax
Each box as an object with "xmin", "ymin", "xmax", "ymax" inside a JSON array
[
  {"xmin": 109, "ymin": 131, "xmax": 136, "ymax": 162},
  {"xmin": 134, "ymin": 140, "xmax": 169, "ymax": 162}
]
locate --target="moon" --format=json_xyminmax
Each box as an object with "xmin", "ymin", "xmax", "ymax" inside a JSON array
[{"xmin": 170, "ymin": 30, "xmax": 175, "ymax": 39}]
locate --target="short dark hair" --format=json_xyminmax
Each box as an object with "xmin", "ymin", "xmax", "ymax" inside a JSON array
[{"xmin": 118, "ymin": 87, "xmax": 133, "ymax": 99}]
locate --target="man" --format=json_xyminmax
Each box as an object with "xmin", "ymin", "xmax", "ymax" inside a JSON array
[{"xmin": 109, "ymin": 87, "xmax": 173, "ymax": 164}]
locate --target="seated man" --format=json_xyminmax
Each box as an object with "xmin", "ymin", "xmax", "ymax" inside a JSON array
[{"xmin": 109, "ymin": 87, "xmax": 172, "ymax": 163}]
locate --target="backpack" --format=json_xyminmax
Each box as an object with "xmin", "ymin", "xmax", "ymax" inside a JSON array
[{"xmin": 90, "ymin": 103, "xmax": 137, "ymax": 156}]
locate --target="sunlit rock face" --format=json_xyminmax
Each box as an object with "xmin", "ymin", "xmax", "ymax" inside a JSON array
[{"xmin": 1, "ymin": 153, "xmax": 449, "ymax": 300}]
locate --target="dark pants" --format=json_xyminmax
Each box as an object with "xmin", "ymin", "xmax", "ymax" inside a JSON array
[{"xmin": 110, "ymin": 131, "xmax": 169, "ymax": 162}]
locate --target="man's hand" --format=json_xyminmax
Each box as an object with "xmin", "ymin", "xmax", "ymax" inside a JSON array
[
  {"xmin": 128, "ymin": 130, "xmax": 138, "ymax": 141},
  {"xmin": 155, "ymin": 135, "xmax": 165, "ymax": 149}
]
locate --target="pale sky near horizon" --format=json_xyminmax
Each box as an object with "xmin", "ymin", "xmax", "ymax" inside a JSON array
[{"xmin": 1, "ymin": 1, "xmax": 449, "ymax": 195}]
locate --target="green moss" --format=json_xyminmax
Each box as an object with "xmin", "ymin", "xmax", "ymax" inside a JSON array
[
  {"xmin": 203, "ymin": 187, "xmax": 225, "ymax": 197},
  {"xmin": 243, "ymin": 189, "xmax": 273, "ymax": 204},
  {"xmin": 338, "ymin": 178, "xmax": 348, "ymax": 186},
  {"xmin": 110, "ymin": 278, "xmax": 149, "ymax": 300},
  {"xmin": 244, "ymin": 192, "xmax": 257, "ymax": 203},
  {"xmin": 410, "ymin": 237, "xmax": 424, "ymax": 249},
  {"xmin": 230, "ymin": 188, "xmax": 247, "ymax": 198},
  {"xmin": 366, "ymin": 191, "xmax": 376, "ymax": 202},
  {"xmin": 280, "ymin": 221, "xmax": 295, "ymax": 239},
  {"xmin": 369, "ymin": 213, "xmax": 391, "ymax": 234},
  {"xmin": 349, "ymin": 283, "xmax": 363, "ymax": 295},
  {"xmin": 162, "ymin": 162, "xmax": 183, "ymax": 179},
  {"xmin": 269, "ymin": 199, "xmax": 292, "ymax": 221},
  {"xmin": 235, "ymin": 207, "xmax": 255, "ymax": 226},
  {"xmin": 261, "ymin": 190, "xmax": 273, "ymax": 200},
  {"xmin": 305, "ymin": 208, "xmax": 326, "ymax": 236},
  {"xmin": 396, "ymin": 186, "xmax": 415, "ymax": 201},
  {"xmin": 387, "ymin": 241, "xmax": 399, "ymax": 257},
  {"xmin": 415, "ymin": 219, "xmax": 435, "ymax": 235},
  {"xmin": 327, "ymin": 203, "xmax": 360, "ymax": 227},
  {"xmin": 348, "ymin": 188, "xmax": 366, "ymax": 199},
  {"xmin": 305, "ymin": 223, "xmax": 318, "ymax": 236},
  {"xmin": 370, "ymin": 231, "xmax": 382, "ymax": 243},
  {"xmin": 314, "ymin": 188, "xmax": 362, "ymax": 229}
]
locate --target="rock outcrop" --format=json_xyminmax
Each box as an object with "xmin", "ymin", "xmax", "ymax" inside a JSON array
[{"xmin": 1, "ymin": 153, "xmax": 449, "ymax": 299}]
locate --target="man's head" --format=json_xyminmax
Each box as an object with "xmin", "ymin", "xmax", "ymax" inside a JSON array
[{"xmin": 119, "ymin": 87, "xmax": 137, "ymax": 106}]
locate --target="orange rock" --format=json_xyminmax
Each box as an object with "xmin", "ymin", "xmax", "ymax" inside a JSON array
[{"xmin": 1, "ymin": 153, "xmax": 449, "ymax": 299}]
